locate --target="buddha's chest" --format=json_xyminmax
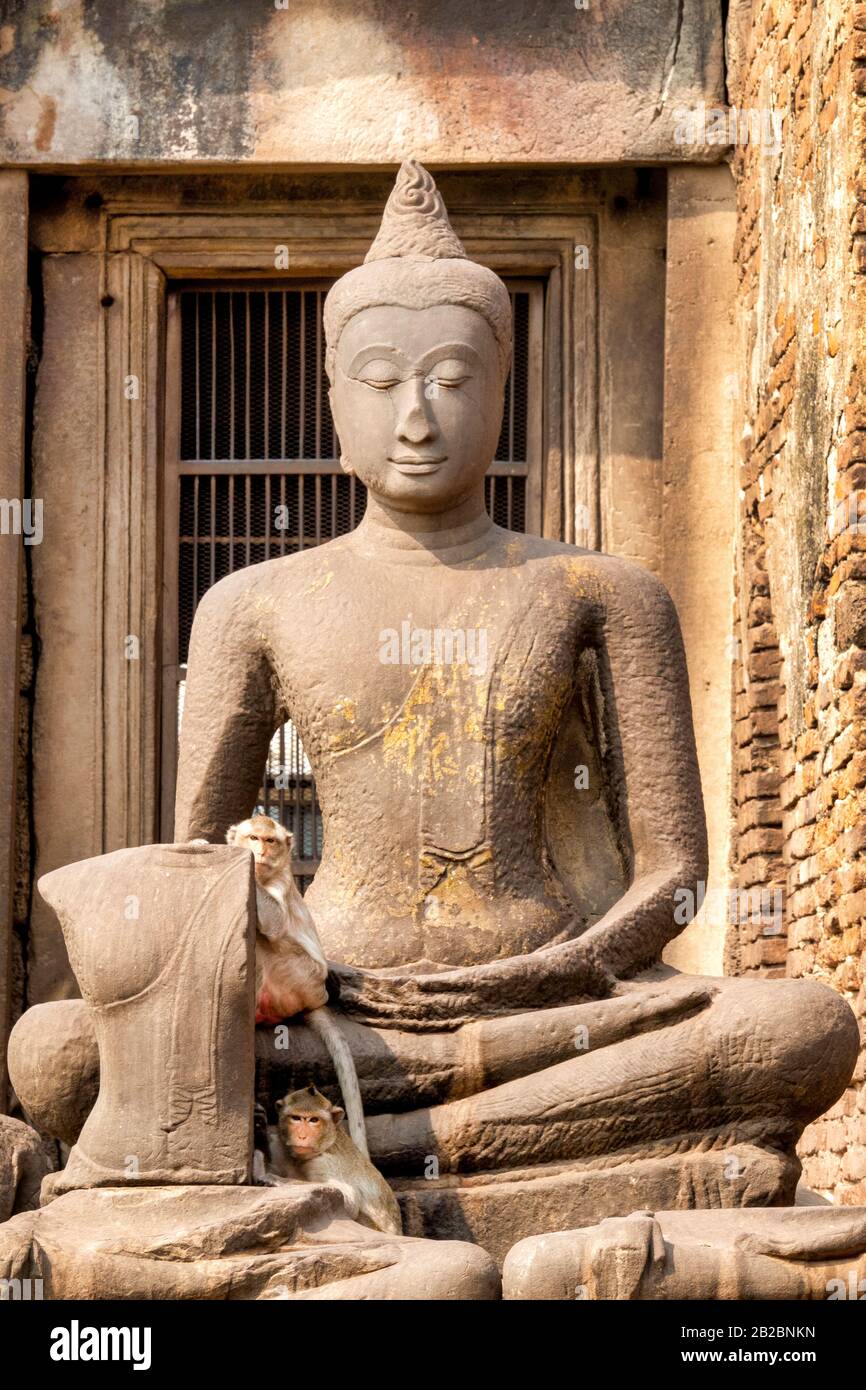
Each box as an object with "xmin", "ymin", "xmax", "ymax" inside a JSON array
[{"xmin": 272, "ymin": 567, "xmax": 587, "ymax": 767}]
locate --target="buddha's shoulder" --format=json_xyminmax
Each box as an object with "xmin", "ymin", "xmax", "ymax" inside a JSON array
[
  {"xmin": 194, "ymin": 537, "xmax": 353, "ymax": 610},
  {"xmin": 495, "ymin": 531, "xmax": 675, "ymax": 604}
]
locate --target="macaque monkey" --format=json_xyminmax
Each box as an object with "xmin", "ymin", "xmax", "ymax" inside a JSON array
[
  {"xmin": 263, "ymin": 1084, "xmax": 402, "ymax": 1237},
  {"xmin": 225, "ymin": 815, "xmax": 369, "ymax": 1158},
  {"xmin": 227, "ymin": 816, "xmax": 327, "ymax": 1020}
]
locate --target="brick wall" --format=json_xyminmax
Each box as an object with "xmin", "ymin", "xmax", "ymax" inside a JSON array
[{"xmin": 729, "ymin": 0, "xmax": 866, "ymax": 1202}]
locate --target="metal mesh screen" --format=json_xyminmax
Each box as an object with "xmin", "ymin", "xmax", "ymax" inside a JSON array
[
  {"xmin": 177, "ymin": 471, "xmax": 365, "ymax": 667},
  {"xmin": 180, "ymin": 289, "xmax": 335, "ymax": 463},
  {"xmin": 175, "ymin": 284, "xmax": 532, "ymax": 887}
]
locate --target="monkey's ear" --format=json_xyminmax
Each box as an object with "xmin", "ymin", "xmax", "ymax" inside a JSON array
[
  {"xmin": 226, "ymin": 824, "xmax": 238, "ymax": 845},
  {"xmin": 331, "ymin": 1105, "xmax": 345, "ymax": 1127}
]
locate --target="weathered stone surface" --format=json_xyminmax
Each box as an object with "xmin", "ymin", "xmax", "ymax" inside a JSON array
[
  {"xmin": 660, "ymin": 164, "xmax": 737, "ymax": 977},
  {"xmin": 0, "ymin": 1183, "xmax": 499, "ymax": 1300},
  {"xmin": 0, "ymin": 171, "xmax": 28, "ymax": 1108},
  {"xmin": 834, "ymin": 582, "xmax": 866, "ymax": 651},
  {"xmin": 0, "ymin": 1, "xmax": 725, "ymax": 168},
  {"xmin": 8, "ymin": 1000, "xmax": 98, "ymax": 1146},
  {"xmin": 502, "ymin": 1206, "xmax": 866, "ymax": 1300},
  {"xmin": 0, "ymin": 1115, "xmax": 56, "ymax": 1222},
  {"xmin": 29, "ymin": 253, "xmax": 103, "ymax": 1005},
  {"xmin": 396, "ymin": 1145, "xmax": 798, "ymax": 1271},
  {"xmin": 22, "ymin": 843, "xmax": 256, "ymax": 1192}
]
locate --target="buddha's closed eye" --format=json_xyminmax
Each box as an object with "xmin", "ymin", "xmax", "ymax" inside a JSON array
[
  {"xmin": 356, "ymin": 359, "xmax": 401, "ymax": 390},
  {"xmin": 426, "ymin": 358, "xmax": 471, "ymax": 389},
  {"xmin": 354, "ymin": 357, "xmax": 472, "ymax": 392}
]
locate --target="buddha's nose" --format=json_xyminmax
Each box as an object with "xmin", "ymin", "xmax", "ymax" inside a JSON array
[{"xmin": 394, "ymin": 377, "xmax": 438, "ymax": 446}]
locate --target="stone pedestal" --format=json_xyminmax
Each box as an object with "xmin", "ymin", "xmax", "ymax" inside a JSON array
[
  {"xmin": 0, "ymin": 1183, "xmax": 499, "ymax": 1300},
  {"xmin": 396, "ymin": 1144, "xmax": 797, "ymax": 1269}
]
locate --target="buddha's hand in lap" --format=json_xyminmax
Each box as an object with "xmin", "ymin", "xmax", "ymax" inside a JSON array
[{"xmin": 330, "ymin": 938, "xmax": 615, "ymax": 1029}]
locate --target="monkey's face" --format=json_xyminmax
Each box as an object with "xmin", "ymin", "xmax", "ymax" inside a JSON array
[
  {"xmin": 277, "ymin": 1089, "xmax": 343, "ymax": 1161},
  {"xmin": 283, "ymin": 1113, "xmax": 323, "ymax": 1160},
  {"xmin": 227, "ymin": 817, "xmax": 292, "ymax": 883},
  {"xmin": 279, "ymin": 1108, "xmax": 336, "ymax": 1160}
]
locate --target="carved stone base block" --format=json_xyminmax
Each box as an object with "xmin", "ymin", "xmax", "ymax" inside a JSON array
[
  {"xmin": 0, "ymin": 1183, "xmax": 500, "ymax": 1300},
  {"xmin": 502, "ymin": 1206, "xmax": 866, "ymax": 1300},
  {"xmin": 396, "ymin": 1145, "xmax": 798, "ymax": 1269}
]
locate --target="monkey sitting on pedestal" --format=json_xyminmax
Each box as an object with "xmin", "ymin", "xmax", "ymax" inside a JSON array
[{"xmin": 256, "ymin": 1084, "xmax": 402, "ymax": 1237}]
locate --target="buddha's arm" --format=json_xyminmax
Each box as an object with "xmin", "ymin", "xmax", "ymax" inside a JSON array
[
  {"xmin": 574, "ymin": 557, "xmax": 708, "ymax": 972},
  {"xmin": 173, "ymin": 574, "xmax": 284, "ymax": 841}
]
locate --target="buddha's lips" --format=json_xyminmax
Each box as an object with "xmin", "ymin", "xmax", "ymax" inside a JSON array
[{"xmin": 389, "ymin": 456, "xmax": 446, "ymax": 473}]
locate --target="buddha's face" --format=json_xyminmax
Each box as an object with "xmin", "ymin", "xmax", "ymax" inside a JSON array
[{"xmin": 329, "ymin": 304, "xmax": 505, "ymax": 513}]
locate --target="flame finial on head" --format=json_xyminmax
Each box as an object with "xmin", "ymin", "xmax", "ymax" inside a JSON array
[
  {"xmin": 323, "ymin": 157, "xmax": 512, "ymax": 381},
  {"xmin": 365, "ymin": 159, "xmax": 467, "ymax": 263}
]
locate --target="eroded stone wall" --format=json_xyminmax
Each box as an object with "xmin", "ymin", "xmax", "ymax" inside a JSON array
[
  {"xmin": 729, "ymin": 0, "xmax": 866, "ymax": 1202},
  {"xmin": 0, "ymin": 0, "xmax": 725, "ymax": 168}
]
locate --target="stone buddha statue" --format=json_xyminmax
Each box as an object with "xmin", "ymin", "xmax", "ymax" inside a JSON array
[{"xmin": 171, "ymin": 160, "xmax": 856, "ymax": 1254}]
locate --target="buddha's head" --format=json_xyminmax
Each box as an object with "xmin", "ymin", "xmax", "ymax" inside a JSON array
[{"xmin": 324, "ymin": 161, "xmax": 512, "ymax": 513}]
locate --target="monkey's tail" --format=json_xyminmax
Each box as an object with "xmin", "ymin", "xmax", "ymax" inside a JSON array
[{"xmin": 307, "ymin": 1008, "xmax": 369, "ymax": 1158}]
